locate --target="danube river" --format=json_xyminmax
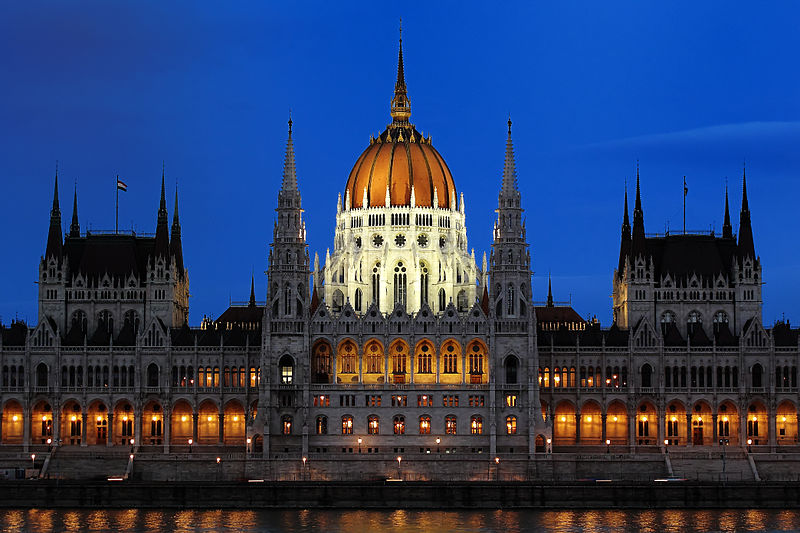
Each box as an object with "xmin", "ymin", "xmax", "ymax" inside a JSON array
[{"xmin": 0, "ymin": 509, "xmax": 798, "ymax": 532}]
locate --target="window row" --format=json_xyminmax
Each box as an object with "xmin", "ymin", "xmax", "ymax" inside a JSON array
[
  {"xmin": 281, "ymin": 414, "xmax": 520, "ymax": 436},
  {"xmin": 171, "ymin": 366, "xmax": 260, "ymax": 388},
  {"xmin": 539, "ymin": 366, "xmax": 627, "ymax": 388}
]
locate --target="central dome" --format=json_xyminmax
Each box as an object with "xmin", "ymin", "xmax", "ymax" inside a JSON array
[
  {"xmin": 343, "ymin": 36, "xmax": 456, "ymax": 209},
  {"xmin": 344, "ymin": 127, "xmax": 456, "ymax": 209}
]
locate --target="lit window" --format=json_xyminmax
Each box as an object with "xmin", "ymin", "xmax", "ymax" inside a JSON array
[
  {"xmin": 341, "ymin": 415, "xmax": 353, "ymax": 435},
  {"xmin": 506, "ymin": 416, "xmax": 517, "ymax": 435},
  {"xmin": 368, "ymin": 415, "xmax": 380, "ymax": 435},
  {"xmin": 419, "ymin": 415, "xmax": 431, "ymax": 434},
  {"xmin": 471, "ymin": 416, "xmax": 483, "ymax": 435},
  {"xmin": 393, "ymin": 415, "xmax": 405, "ymax": 435},
  {"xmin": 281, "ymin": 415, "xmax": 292, "ymax": 435},
  {"xmin": 445, "ymin": 415, "xmax": 457, "ymax": 435}
]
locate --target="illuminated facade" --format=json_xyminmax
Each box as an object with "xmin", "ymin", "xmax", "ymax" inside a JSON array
[{"xmin": 0, "ymin": 37, "xmax": 796, "ymax": 467}]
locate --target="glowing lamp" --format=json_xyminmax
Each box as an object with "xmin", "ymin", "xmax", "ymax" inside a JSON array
[
  {"xmin": 216, "ymin": 457, "xmax": 221, "ymax": 464},
  {"xmin": 641, "ymin": 416, "xmax": 648, "ymax": 422},
  {"xmin": 188, "ymin": 439, "xmax": 193, "ymax": 445},
  {"xmin": 747, "ymin": 438, "xmax": 753, "ymax": 445},
  {"xmin": 41, "ymin": 416, "xmax": 47, "ymax": 422},
  {"xmin": 671, "ymin": 416, "xmax": 677, "ymax": 422},
  {"xmin": 71, "ymin": 415, "xmax": 77, "ymax": 422},
  {"xmin": 752, "ymin": 416, "xmax": 758, "ymax": 422},
  {"xmin": 605, "ymin": 439, "xmax": 610, "ymax": 445},
  {"xmin": 560, "ymin": 416, "xmax": 566, "ymax": 422},
  {"xmin": 233, "ymin": 416, "xmax": 239, "ymax": 422},
  {"xmin": 207, "ymin": 415, "xmax": 213, "ymax": 422},
  {"xmin": 723, "ymin": 416, "xmax": 728, "ymax": 422},
  {"xmin": 782, "ymin": 416, "xmax": 787, "ymax": 422},
  {"xmin": 612, "ymin": 416, "xmax": 618, "ymax": 422},
  {"xmin": 181, "ymin": 415, "xmax": 187, "ymax": 422},
  {"xmin": 11, "ymin": 415, "xmax": 18, "ymax": 422},
  {"xmin": 122, "ymin": 416, "xmax": 128, "ymax": 422},
  {"xmin": 495, "ymin": 457, "xmax": 500, "ymax": 464},
  {"xmin": 246, "ymin": 437, "xmax": 251, "ymax": 444},
  {"xmin": 97, "ymin": 416, "xmax": 103, "ymax": 422}
]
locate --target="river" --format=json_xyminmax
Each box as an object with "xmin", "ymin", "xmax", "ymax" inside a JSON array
[{"xmin": 0, "ymin": 509, "xmax": 799, "ymax": 532}]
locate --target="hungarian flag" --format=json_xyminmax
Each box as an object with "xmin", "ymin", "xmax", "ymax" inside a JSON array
[{"xmin": 117, "ymin": 177, "xmax": 127, "ymax": 192}]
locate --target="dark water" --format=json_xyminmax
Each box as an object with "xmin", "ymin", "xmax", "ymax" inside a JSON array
[{"xmin": 0, "ymin": 509, "xmax": 799, "ymax": 533}]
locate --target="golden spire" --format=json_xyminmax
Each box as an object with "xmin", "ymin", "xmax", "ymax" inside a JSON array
[{"xmin": 390, "ymin": 18, "xmax": 411, "ymax": 125}]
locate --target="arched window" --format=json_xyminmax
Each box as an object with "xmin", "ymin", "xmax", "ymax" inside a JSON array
[
  {"xmin": 36, "ymin": 363, "xmax": 48, "ymax": 387},
  {"xmin": 97, "ymin": 310, "xmax": 113, "ymax": 333},
  {"xmin": 713, "ymin": 311, "xmax": 729, "ymax": 334},
  {"xmin": 364, "ymin": 341, "xmax": 383, "ymax": 374},
  {"xmin": 442, "ymin": 342, "xmax": 458, "ymax": 374},
  {"xmin": 505, "ymin": 356, "xmax": 518, "ymax": 384},
  {"xmin": 419, "ymin": 415, "xmax": 431, "ymax": 434},
  {"xmin": 316, "ymin": 416, "xmax": 327, "ymax": 435},
  {"xmin": 752, "ymin": 363, "xmax": 763, "ymax": 388},
  {"xmin": 393, "ymin": 262, "xmax": 407, "ymax": 310},
  {"xmin": 506, "ymin": 415, "xmax": 517, "ymax": 435},
  {"xmin": 468, "ymin": 342, "xmax": 485, "ymax": 382},
  {"xmin": 372, "ymin": 263, "xmax": 381, "ymax": 307},
  {"xmin": 284, "ymin": 285, "xmax": 292, "ymax": 316},
  {"xmin": 281, "ymin": 415, "xmax": 292, "ymax": 435},
  {"xmin": 420, "ymin": 262, "xmax": 429, "ymax": 307},
  {"xmin": 312, "ymin": 342, "xmax": 332, "ymax": 383},
  {"xmin": 393, "ymin": 415, "xmax": 405, "ymax": 435},
  {"xmin": 471, "ymin": 415, "xmax": 483, "ymax": 435},
  {"xmin": 71, "ymin": 310, "xmax": 87, "ymax": 332},
  {"xmin": 687, "ymin": 311, "xmax": 702, "ymax": 336},
  {"xmin": 660, "ymin": 311, "xmax": 676, "ymax": 336},
  {"xmin": 445, "ymin": 415, "xmax": 457, "ymax": 435},
  {"xmin": 146, "ymin": 363, "xmax": 159, "ymax": 387},
  {"xmin": 341, "ymin": 415, "xmax": 353, "ymax": 435},
  {"xmin": 339, "ymin": 341, "xmax": 357, "ymax": 374},
  {"xmin": 368, "ymin": 415, "xmax": 380, "ymax": 435},
  {"xmin": 123, "ymin": 310, "xmax": 140, "ymax": 334},
  {"xmin": 354, "ymin": 288, "xmax": 363, "ymax": 312},
  {"xmin": 416, "ymin": 343, "xmax": 432, "ymax": 374},
  {"xmin": 438, "ymin": 288, "xmax": 446, "ymax": 312},
  {"xmin": 641, "ymin": 363, "xmax": 652, "ymax": 388},
  {"xmin": 279, "ymin": 355, "xmax": 294, "ymax": 384}
]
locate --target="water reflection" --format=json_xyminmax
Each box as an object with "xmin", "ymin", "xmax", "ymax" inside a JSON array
[{"xmin": 0, "ymin": 509, "xmax": 798, "ymax": 532}]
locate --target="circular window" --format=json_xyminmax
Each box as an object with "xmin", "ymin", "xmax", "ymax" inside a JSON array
[
  {"xmin": 472, "ymin": 345, "xmax": 480, "ymax": 352},
  {"xmin": 447, "ymin": 345, "xmax": 454, "ymax": 353},
  {"xmin": 394, "ymin": 262, "xmax": 406, "ymax": 273},
  {"xmin": 395, "ymin": 234, "xmax": 406, "ymax": 247},
  {"xmin": 421, "ymin": 344, "xmax": 429, "ymax": 353},
  {"xmin": 373, "ymin": 235, "xmax": 384, "ymax": 248},
  {"xmin": 439, "ymin": 236, "xmax": 447, "ymax": 249},
  {"xmin": 418, "ymin": 234, "xmax": 428, "ymax": 247}
]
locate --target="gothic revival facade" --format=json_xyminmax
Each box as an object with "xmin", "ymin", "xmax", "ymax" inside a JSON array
[{"xmin": 0, "ymin": 39, "xmax": 796, "ymax": 463}]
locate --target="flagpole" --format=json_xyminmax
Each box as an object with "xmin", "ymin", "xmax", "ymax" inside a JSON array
[
  {"xmin": 683, "ymin": 176, "xmax": 686, "ymax": 235},
  {"xmin": 116, "ymin": 174, "xmax": 119, "ymax": 234}
]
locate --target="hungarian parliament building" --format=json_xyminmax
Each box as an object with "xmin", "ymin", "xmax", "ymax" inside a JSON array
[{"xmin": 0, "ymin": 39, "xmax": 795, "ymax": 461}]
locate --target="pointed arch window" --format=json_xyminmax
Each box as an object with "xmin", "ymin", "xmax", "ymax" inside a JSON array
[
  {"xmin": 372, "ymin": 263, "xmax": 381, "ymax": 307},
  {"xmin": 284, "ymin": 285, "xmax": 292, "ymax": 316},
  {"xmin": 420, "ymin": 262, "xmax": 429, "ymax": 307},
  {"xmin": 354, "ymin": 288, "xmax": 363, "ymax": 312},
  {"xmin": 438, "ymin": 288, "xmax": 446, "ymax": 312},
  {"xmin": 506, "ymin": 284, "xmax": 515, "ymax": 315},
  {"xmin": 394, "ymin": 262, "xmax": 407, "ymax": 310}
]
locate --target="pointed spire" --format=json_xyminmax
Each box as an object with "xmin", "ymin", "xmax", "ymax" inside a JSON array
[
  {"xmin": 69, "ymin": 181, "xmax": 80, "ymax": 238},
  {"xmin": 722, "ymin": 182, "xmax": 733, "ymax": 239},
  {"xmin": 622, "ymin": 181, "xmax": 630, "ymax": 237},
  {"xmin": 500, "ymin": 117, "xmax": 519, "ymax": 197},
  {"xmin": 738, "ymin": 164, "xmax": 755, "ymax": 259},
  {"xmin": 249, "ymin": 273, "xmax": 256, "ymax": 307},
  {"xmin": 631, "ymin": 163, "xmax": 646, "ymax": 258},
  {"xmin": 617, "ymin": 181, "xmax": 631, "ymax": 276},
  {"xmin": 281, "ymin": 115, "xmax": 298, "ymax": 193},
  {"xmin": 170, "ymin": 184, "xmax": 184, "ymax": 276},
  {"xmin": 154, "ymin": 163, "xmax": 171, "ymax": 260},
  {"xmin": 45, "ymin": 166, "xmax": 63, "ymax": 260},
  {"xmin": 390, "ymin": 20, "xmax": 411, "ymax": 124},
  {"xmin": 547, "ymin": 274, "xmax": 554, "ymax": 307}
]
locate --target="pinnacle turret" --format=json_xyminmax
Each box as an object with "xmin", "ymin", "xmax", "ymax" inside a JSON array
[
  {"xmin": 69, "ymin": 182, "xmax": 80, "ymax": 238},
  {"xmin": 249, "ymin": 274, "xmax": 256, "ymax": 307},
  {"xmin": 280, "ymin": 117, "xmax": 299, "ymax": 194},
  {"xmin": 390, "ymin": 23, "xmax": 411, "ymax": 124},
  {"xmin": 170, "ymin": 185, "xmax": 184, "ymax": 276},
  {"xmin": 154, "ymin": 164, "xmax": 171, "ymax": 260},
  {"xmin": 631, "ymin": 165, "xmax": 646, "ymax": 258},
  {"xmin": 722, "ymin": 184, "xmax": 733, "ymax": 239},
  {"xmin": 738, "ymin": 165, "xmax": 755, "ymax": 259},
  {"xmin": 500, "ymin": 118, "xmax": 519, "ymax": 198},
  {"xmin": 45, "ymin": 168, "xmax": 63, "ymax": 260}
]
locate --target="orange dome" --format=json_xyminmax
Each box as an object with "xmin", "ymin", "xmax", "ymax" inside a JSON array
[{"xmin": 344, "ymin": 126, "xmax": 456, "ymax": 209}]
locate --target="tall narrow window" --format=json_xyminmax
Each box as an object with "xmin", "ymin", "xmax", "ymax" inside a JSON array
[
  {"xmin": 372, "ymin": 264, "xmax": 381, "ymax": 307},
  {"xmin": 438, "ymin": 289, "xmax": 446, "ymax": 311},
  {"xmin": 420, "ymin": 263, "xmax": 429, "ymax": 307},
  {"xmin": 284, "ymin": 285, "xmax": 292, "ymax": 316},
  {"xmin": 394, "ymin": 262, "xmax": 407, "ymax": 310},
  {"xmin": 354, "ymin": 288, "xmax": 362, "ymax": 312},
  {"xmin": 506, "ymin": 285, "xmax": 515, "ymax": 315}
]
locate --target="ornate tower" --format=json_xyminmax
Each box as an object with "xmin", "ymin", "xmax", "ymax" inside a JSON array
[
  {"xmin": 735, "ymin": 168, "xmax": 762, "ymax": 328},
  {"xmin": 489, "ymin": 119, "xmax": 546, "ymax": 455},
  {"xmin": 39, "ymin": 170, "xmax": 65, "ymax": 325},
  {"xmin": 262, "ymin": 118, "xmax": 311, "ymax": 456}
]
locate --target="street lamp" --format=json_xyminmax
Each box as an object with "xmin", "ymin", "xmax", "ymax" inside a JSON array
[
  {"xmin": 397, "ymin": 456, "xmax": 402, "ymax": 479},
  {"xmin": 546, "ymin": 438, "xmax": 552, "ymax": 454},
  {"xmin": 494, "ymin": 456, "xmax": 500, "ymax": 481},
  {"xmin": 747, "ymin": 438, "xmax": 753, "ymax": 453},
  {"xmin": 436, "ymin": 437, "xmax": 441, "ymax": 453},
  {"xmin": 30, "ymin": 454, "xmax": 35, "ymax": 470},
  {"xmin": 358, "ymin": 437, "xmax": 362, "ymax": 454},
  {"xmin": 188, "ymin": 438, "xmax": 193, "ymax": 453},
  {"xmin": 606, "ymin": 439, "xmax": 611, "ymax": 453},
  {"xmin": 302, "ymin": 456, "xmax": 307, "ymax": 480}
]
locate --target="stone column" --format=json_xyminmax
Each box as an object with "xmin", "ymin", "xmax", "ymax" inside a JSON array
[
  {"xmin": 712, "ymin": 414, "xmax": 718, "ymax": 445},
  {"xmin": 163, "ymin": 408, "xmax": 171, "ymax": 453},
  {"xmin": 686, "ymin": 413, "xmax": 693, "ymax": 446},
  {"xmin": 575, "ymin": 411, "xmax": 581, "ymax": 445},
  {"xmin": 218, "ymin": 412, "xmax": 225, "ymax": 445},
  {"xmin": 80, "ymin": 411, "xmax": 88, "ymax": 447},
  {"xmin": 768, "ymin": 406, "xmax": 777, "ymax": 450},
  {"xmin": 20, "ymin": 409, "xmax": 28, "ymax": 452},
  {"xmin": 134, "ymin": 408, "xmax": 142, "ymax": 448},
  {"xmin": 740, "ymin": 411, "xmax": 747, "ymax": 448},
  {"xmin": 192, "ymin": 412, "xmax": 199, "ymax": 444},
  {"xmin": 601, "ymin": 413, "xmax": 607, "ymax": 444},
  {"xmin": 52, "ymin": 410, "xmax": 60, "ymax": 446},
  {"xmin": 107, "ymin": 412, "xmax": 114, "ymax": 447},
  {"xmin": 628, "ymin": 411, "xmax": 636, "ymax": 450},
  {"xmin": 656, "ymin": 406, "xmax": 664, "ymax": 447}
]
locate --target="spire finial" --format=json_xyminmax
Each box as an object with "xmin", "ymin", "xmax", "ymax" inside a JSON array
[
  {"xmin": 722, "ymin": 178, "xmax": 732, "ymax": 239},
  {"xmin": 500, "ymin": 117, "xmax": 518, "ymax": 196},
  {"xmin": 249, "ymin": 272, "xmax": 256, "ymax": 307},
  {"xmin": 70, "ymin": 180, "xmax": 80, "ymax": 237},
  {"xmin": 547, "ymin": 273, "xmax": 554, "ymax": 307},
  {"xmin": 281, "ymin": 114, "xmax": 299, "ymax": 193},
  {"xmin": 738, "ymin": 163, "xmax": 755, "ymax": 258},
  {"xmin": 288, "ymin": 110, "xmax": 293, "ymax": 136},
  {"xmin": 390, "ymin": 22, "xmax": 411, "ymax": 124}
]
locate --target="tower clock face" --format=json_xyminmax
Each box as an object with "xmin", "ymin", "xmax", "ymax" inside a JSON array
[{"xmin": 372, "ymin": 234, "xmax": 384, "ymax": 248}]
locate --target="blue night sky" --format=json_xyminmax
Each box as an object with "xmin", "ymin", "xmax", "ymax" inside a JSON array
[{"xmin": 2, "ymin": 2, "xmax": 799, "ymax": 327}]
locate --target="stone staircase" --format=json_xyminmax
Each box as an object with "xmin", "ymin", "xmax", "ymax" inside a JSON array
[{"xmin": 669, "ymin": 449, "xmax": 755, "ymax": 481}]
